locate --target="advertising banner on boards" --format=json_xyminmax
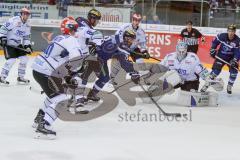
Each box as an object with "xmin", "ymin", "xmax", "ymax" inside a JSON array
[
  {"xmin": 0, "ymin": 3, "xmax": 58, "ymax": 19},
  {"xmin": 67, "ymin": 6, "xmax": 131, "ymax": 23}
]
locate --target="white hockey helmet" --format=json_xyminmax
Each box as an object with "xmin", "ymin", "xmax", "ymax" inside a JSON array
[{"xmin": 176, "ymin": 41, "xmax": 188, "ymax": 61}]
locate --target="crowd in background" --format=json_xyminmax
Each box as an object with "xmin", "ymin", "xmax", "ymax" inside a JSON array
[{"xmin": 1, "ymin": 0, "xmax": 240, "ymax": 24}]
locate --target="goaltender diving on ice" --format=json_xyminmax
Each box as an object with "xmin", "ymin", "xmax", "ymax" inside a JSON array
[{"xmin": 139, "ymin": 41, "xmax": 224, "ymax": 107}]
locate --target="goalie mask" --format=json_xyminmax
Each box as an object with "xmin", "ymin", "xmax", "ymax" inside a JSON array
[
  {"xmin": 123, "ymin": 30, "xmax": 136, "ymax": 47},
  {"xmin": 176, "ymin": 41, "xmax": 188, "ymax": 61}
]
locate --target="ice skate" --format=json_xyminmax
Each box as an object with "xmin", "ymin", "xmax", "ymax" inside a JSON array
[
  {"xmin": 0, "ymin": 77, "xmax": 9, "ymax": 85},
  {"xmin": 32, "ymin": 109, "xmax": 45, "ymax": 128},
  {"xmin": 87, "ymin": 89, "xmax": 100, "ymax": 102},
  {"xmin": 35, "ymin": 119, "xmax": 56, "ymax": 140},
  {"xmin": 17, "ymin": 77, "xmax": 30, "ymax": 84},
  {"xmin": 227, "ymin": 84, "xmax": 232, "ymax": 94}
]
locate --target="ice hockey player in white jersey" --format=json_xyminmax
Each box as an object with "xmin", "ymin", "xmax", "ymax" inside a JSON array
[
  {"xmin": 0, "ymin": 8, "xmax": 32, "ymax": 84},
  {"xmin": 32, "ymin": 17, "xmax": 85, "ymax": 139},
  {"xmin": 110, "ymin": 13, "xmax": 150, "ymax": 85}
]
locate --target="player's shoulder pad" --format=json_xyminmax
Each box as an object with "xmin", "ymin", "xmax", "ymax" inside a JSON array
[
  {"xmin": 166, "ymin": 52, "xmax": 176, "ymax": 58},
  {"xmin": 52, "ymin": 35, "xmax": 66, "ymax": 42},
  {"xmin": 6, "ymin": 16, "xmax": 19, "ymax": 25},
  {"xmin": 75, "ymin": 17, "xmax": 90, "ymax": 27},
  {"xmin": 187, "ymin": 52, "xmax": 200, "ymax": 62},
  {"xmin": 217, "ymin": 33, "xmax": 227, "ymax": 40},
  {"xmin": 121, "ymin": 23, "xmax": 131, "ymax": 30}
]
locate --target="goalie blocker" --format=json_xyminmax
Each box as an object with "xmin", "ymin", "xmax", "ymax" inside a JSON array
[{"xmin": 139, "ymin": 70, "xmax": 224, "ymax": 107}]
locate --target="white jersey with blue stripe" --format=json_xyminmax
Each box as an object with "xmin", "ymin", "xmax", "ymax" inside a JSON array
[
  {"xmin": 0, "ymin": 16, "xmax": 31, "ymax": 46},
  {"xmin": 32, "ymin": 35, "xmax": 84, "ymax": 76}
]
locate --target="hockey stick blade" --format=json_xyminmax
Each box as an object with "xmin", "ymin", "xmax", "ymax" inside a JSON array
[{"xmin": 139, "ymin": 83, "xmax": 182, "ymax": 117}]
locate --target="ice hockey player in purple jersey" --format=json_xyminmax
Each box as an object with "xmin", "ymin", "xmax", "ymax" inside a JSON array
[{"xmin": 201, "ymin": 24, "xmax": 240, "ymax": 94}]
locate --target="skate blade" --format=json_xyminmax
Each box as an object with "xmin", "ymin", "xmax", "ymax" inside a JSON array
[
  {"xmin": 17, "ymin": 81, "xmax": 30, "ymax": 85},
  {"xmin": 0, "ymin": 82, "xmax": 10, "ymax": 86},
  {"xmin": 34, "ymin": 132, "xmax": 56, "ymax": 140}
]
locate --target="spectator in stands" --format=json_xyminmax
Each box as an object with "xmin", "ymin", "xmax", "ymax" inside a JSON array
[
  {"xmin": 57, "ymin": 0, "xmax": 69, "ymax": 18},
  {"xmin": 124, "ymin": 0, "xmax": 135, "ymax": 5},
  {"xmin": 141, "ymin": 15, "xmax": 148, "ymax": 24},
  {"xmin": 229, "ymin": 0, "xmax": 237, "ymax": 9},
  {"xmin": 148, "ymin": 15, "xmax": 161, "ymax": 24},
  {"xmin": 48, "ymin": 0, "xmax": 56, "ymax": 5},
  {"xmin": 210, "ymin": 0, "xmax": 219, "ymax": 10}
]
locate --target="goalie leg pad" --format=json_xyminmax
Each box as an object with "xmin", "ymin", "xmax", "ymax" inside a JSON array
[
  {"xmin": 160, "ymin": 70, "xmax": 182, "ymax": 87},
  {"xmin": 177, "ymin": 90, "xmax": 218, "ymax": 107}
]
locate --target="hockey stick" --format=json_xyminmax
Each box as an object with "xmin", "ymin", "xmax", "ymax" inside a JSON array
[
  {"xmin": 6, "ymin": 44, "xmax": 31, "ymax": 54},
  {"xmin": 107, "ymin": 73, "xmax": 149, "ymax": 94},
  {"xmin": 150, "ymin": 57, "xmax": 161, "ymax": 62},
  {"xmin": 107, "ymin": 78, "xmax": 133, "ymax": 94},
  {"xmin": 215, "ymin": 56, "xmax": 240, "ymax": 71},
  {"xmin": 139, "ymin": 83, "xmax": 182, "ymax": 117}
]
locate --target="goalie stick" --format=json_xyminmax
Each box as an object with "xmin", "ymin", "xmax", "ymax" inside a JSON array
[{"xmin": 139, "ymin": 83, "xmax": 183, "ymax": 117}]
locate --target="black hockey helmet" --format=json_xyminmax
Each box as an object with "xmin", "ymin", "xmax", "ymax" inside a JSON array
[
  {"xmin": 123, "ymin": 29, "xmax": 136, "ymax": 40},
  {"xmin": 123, "ymin": 30, "xmax": 136, "ymax": 46},
  {"xmin": 227, "ymin": 24, "xmax": 237, "ymax": 31},
  {"xmin": 88, "ymin": 9, "xmax": 101, "ymax": 20}
]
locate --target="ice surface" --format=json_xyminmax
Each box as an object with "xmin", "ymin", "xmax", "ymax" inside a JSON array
[{"xmin": 0, "ymin": 57, "xmax": 240, "ymax": 160}]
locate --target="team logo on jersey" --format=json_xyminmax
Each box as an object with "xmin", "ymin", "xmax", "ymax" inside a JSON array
[
  {"xmin": 183, "ymin": 32, "xmax": 188, "ymax": 35},
  {"xmin": 5, "ymin": 22, "xmax": 10, "ymax": 27},
  {"xmin": 192, "ymin": 33, "xmax": 195, "ymax": 37}
]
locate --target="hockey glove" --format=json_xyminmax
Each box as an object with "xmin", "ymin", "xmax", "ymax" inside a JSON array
[
  {"xmin": 210, "ymin": 48, "xmax": 217, "ymax": 58},
  {"xmin": 130, "ymin": 71, "xmax": 140, "ymax": 84},
  {"xmin": 229, "ymin": 58, "xmax": 239, "ymax": 68},
  {"xmin": 88, "ymin": 42, "xmax": 97, "ymax": 56},
  {"xmin": 24, "ymin": 44, "xmax": 33, "ymax": 54},
  {"xmin": 64, "ymin": 76, "xmax": 79, "ymax": 89},
  {"xmin": 0, "ymin": 36, "xmax": 7, "ymax": 47},
  {"xmin": 18, "ymin": 44, "xmax": 24, "ymax": 48},
  {"xmin": 142, "ymin": 50, "xmax": 150, "ymax": 59}
]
